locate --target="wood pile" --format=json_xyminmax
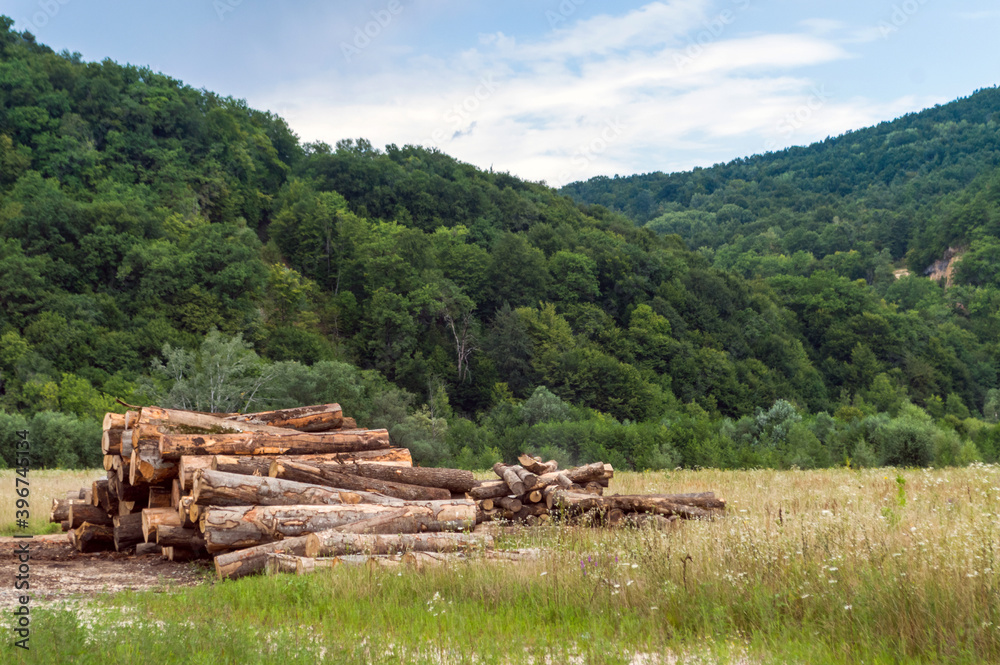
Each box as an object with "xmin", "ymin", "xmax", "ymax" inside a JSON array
[{"xmin": 52, "ymin": 404, "xmax": 725, "ymax": 579}]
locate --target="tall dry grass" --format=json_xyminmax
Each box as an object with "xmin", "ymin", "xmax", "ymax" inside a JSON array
[{"xmin": 0, "ymin": 468, "xmax": 104, "ymax": 535}]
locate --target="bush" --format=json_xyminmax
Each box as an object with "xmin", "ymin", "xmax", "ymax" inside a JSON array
[{"xmin": 871, "ymin": 416, "xmax": 936, "ymax": 467}]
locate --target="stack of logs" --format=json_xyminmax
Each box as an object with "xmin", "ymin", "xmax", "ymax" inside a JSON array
[{"xmin": 50, "ymin": 403, "xmax": 725, "ymax": 579}]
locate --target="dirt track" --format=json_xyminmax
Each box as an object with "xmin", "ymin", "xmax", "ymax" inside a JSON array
[{"xmin": 0, "ymin": 534, "xmax": 209, "ymax": 606}]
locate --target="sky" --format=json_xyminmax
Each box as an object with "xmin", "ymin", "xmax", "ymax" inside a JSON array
[{"xmin": 5, "ymin": 0, "xmax": 1000, "ymax": 187}]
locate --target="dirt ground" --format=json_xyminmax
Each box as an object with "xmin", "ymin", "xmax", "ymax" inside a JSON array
[{"xmin": 0, "ymin": 533, "xmax": 209, "ymax": 607}]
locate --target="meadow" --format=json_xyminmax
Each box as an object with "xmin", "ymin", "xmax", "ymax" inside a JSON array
[{"xmin": 5, "ymin": 465, "xmax": 1000, "ymax": 664}]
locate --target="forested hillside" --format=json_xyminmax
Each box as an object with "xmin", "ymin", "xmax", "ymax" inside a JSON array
[{"xmin": 1, "ymin": 18, "xmax": 998, "ymax": 471}]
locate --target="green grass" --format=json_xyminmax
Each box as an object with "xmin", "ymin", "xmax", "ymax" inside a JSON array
[{"xmin": 6, "ymin": 466, "xmax": 1000, "ymax": 663}]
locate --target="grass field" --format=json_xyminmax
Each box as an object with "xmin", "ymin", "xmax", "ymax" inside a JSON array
[{"xmin": 5, "ymin": 465, "xmax": 1000, "ymax": 664}]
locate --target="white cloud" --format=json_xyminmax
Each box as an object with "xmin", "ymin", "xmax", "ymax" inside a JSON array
[{"xmin": 257, "ymin": 1, "xmax": 939, "ymax": 185}]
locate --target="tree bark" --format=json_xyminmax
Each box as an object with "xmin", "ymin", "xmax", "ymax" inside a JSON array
[
  {"xmin": 492, "ymin": 463, "xmax": 525, "ymax": 495},
  {"xmin": 137, "ymin": 405, "xmax": 292, "ymax": 435},
  {"xmin": 68, "ymin": 504, "xmax": 113, "ymax": 529},
  {"xmin": 179, "ymin": 456, "xmax": 214, "ymax": 491},
  {"xmin": 468, "ymin": 480, "xmax": 512, "ymax": 501},
  {"xmin": 178, "ymin": 496, "xmax": 196, "ymax": 529},
  {"xmin": 193, "ymin": 469, "xmax": 403, "ymax": 507},
  {"xmin": 50, "ymin": 498, "xmax": 85, "ymax": 523},
  {"xmin": 510, "ymin": 465, "xmax": 539, "ymax": 490},
  {"xmin": 211, "ymin": 449, "xmax": 412, "ymax": 478},
  {"xmin": 200, "ymin": 501, "xmax": 476, "ymax": 553},
  {"xmin": 331, "ymin": 463, "xmax": 475, "ymax": 493},
  {"xmin": 142, "ymin": 507, "xmax": 182, "ymax": 543},
  {"xmin": 495, "ymin": 496, "xmax": 523, "ymax": 512},
  {"xmin": 92, "ymin": 479, "xmax": 119, "ymax": 514},
  {"xmin": 135, "ymin": 542, "xmax": 162, "ymax": 556},
  {"xmin": 102, "ymin": 428, "xmax": 124, "ymax": 455},
  {"xmin": 159, "ymin": 429, "xmax": 391, "ymax": 459},
  {"xmin": 643, "ymin": 492, "xmax": 726, "ymax": 510},
  {"xmin": 269, "ymin": 460, "xmax": 450, "ymax": 501},
  {"xmin": 213, "ymin": 535, "xmax": 312, "ymax": 580},
  {"xmin": 518, "ymin": 454, "xmax": 558, "ymax": 475},
  {"xmin": 303, "ymin": 531, "xmax": 493, "ymax": 558},
  {"xmin": 113, "ymin": 513, "xmax": 144, "ymax": 552},
  {"xmin": 223, "ymin": 403, "xmax": 343, "ymax": 432},
  {"xmin": 156, "ymin": 525, "xmax": 206, "ymax": 550},
  {"xmin": 103, "ymin": 412, "xmax": 126, "ymax": 430},
  {"xmin": 74, "ymin": 522, "xmax": 115, "ymax": 553},
  {"xmin": 131, "ymin": 439, "xmax": 178, "ymax": 484},
  {"xmin": 265, "ymin": 553, "xmax": 305, "ymax": 575},
  {"xmin": 550, "ymin": 491, "xmax": 717, "ymax": 520},
  {"xmin": 171, "ymin": 479, "xmax": 181, "ymax": 509}
]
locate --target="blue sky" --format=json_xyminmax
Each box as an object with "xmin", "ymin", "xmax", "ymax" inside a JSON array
[{"xmin": 6, "ymin": 0, "xmax": 1000, "ymax": 186}]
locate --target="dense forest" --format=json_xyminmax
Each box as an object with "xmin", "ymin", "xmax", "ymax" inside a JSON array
[{"xmin": 0, "ymin": 18, "xmax": 997, "ymax": 471}]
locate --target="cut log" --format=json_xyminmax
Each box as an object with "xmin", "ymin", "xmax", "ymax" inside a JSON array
[
  {"xmin": 496, "ymin": 496, "xmax": 523, "ymax": 513},
  {"xmin": 102, "ymin": 428, "xmax": 124, "ymax": 455},
  {"xmin": 550, "ymin": 491, "xmax": 717, "ymax": 520},
  {"xmin": 193, "ymin": 469, "xmax": 402, "ymax": 507},
  {"xmin": 159, "ymin": 429, "xmax": 391, "ymax": 459},
  {"xmin": 148, "ymin": 486, "xmax": 172, "ymax": 509},
  {"xmin": 644, "ymin": 492, "xmax": 727, "ymax": 510},
  {"xmin": 50, "ymin": 498, "xmax": 83, "ymax": 523},
  {"xmin": 179, "ymin": 456, "xmax": 214, "ymax": 491},
  {"xmin": 525, "ymin": 490, "xmax": 542, "ymax": 504},
  {"xmin": 113, "ymin": 513, "xmax": 144, "ymax": 551},
  {"xmin": 135, "ymin": 543, "xmax": 162, "ymax": 556},
  {"xmin": 265, "ymin": 553, "xmax": 304, "ymax": 575},
  {"xmin": 304, "ymin": 531, "xmax": 493, "ymax": 558},
  {"xmin": 468, "ymin": 480, "xmax": 512, "ymax": 501},
  {"xmin": 512, "ymin": 503, "xmax": 548, "ymax": 521},
  {"xmin": 92, "ymin": 479, "xmax": 119, "ymax": 514},
  {"xmin": 103, "ymin": 412, "xmax": 126, "ymax": 430},
  {"xmin": 211, "ymin": 449, "xmax": 412, "ymax": 479},
  {"xmin": 60, "ymin": 520, "xmax": 70, "ymax": 531},
  {"xmin": 178, "ymin": 496, "xmax": 196, "ymax": 529},
  {"xmin": 131, "ymin": 439, "xmax": 178, "ymax": 484},
  {"xmin": 337, "ymin": 417, "xmax": 358, "ymax": 430},
  {"xmin": 124, "ymin": 410, "xmax": 139, "ymax": 429},
  {"xmin": 74, "ymin": 522, "xmax": 115, "ymax": 553},
  {"xmin": 156, "ymin": 525, "xmax": 206, "ymax": 550},
  {"xmin": 510, "ymin": 465, "xmax": 539, "ymax": 490},
  {"xmin": 171, "ymin": 480, "xmax": 181, "ymax": 509},
  {"xmin": 137, "ymin": 405, "xmax": 292, "ymax": 435},
  {"xmin": 102, "ymin": 454, "xmax": 116, "ymax": 471},
  {"xmin": 534, "ymin": 462, "xmax": 608, "ymax": 490},
  {"xmin": 68, "ymin": 504, "xmax": 113, "ymax": 529},
  {"xmin": 223, "ymin": 403, "xmax": 343, "ymax": 432},
  {"xmin": 269, "ymin": 460, "xmax": 450, "ymax": 501},
  {"xmin": 142, "ymin": 507, "xmax": 182, "ymax": 543},
  {"xmin": 188, "ymin": 501, "xmax": 202, "ymax": 528},
  {"xmin": 120, "ymin": 429, "xmax": 136, "ymax": 457},
  {"xmin": 333, "ymin": 463, "xmax": 475, "ymax": 493},
  {"xmin": 518, "ymin": 454, "xmax": 558, "ymax": 475},
  {"xmin": 478, "ymin": 499, "xmax": 494, "ymax": 511},
  {"xmin": 492, "ymin": 463, "xmax": 525, "ymax": 496},
  {"xmin": 214, "ymin": 535, "xmax": 312, "ymax": 580},
  {"xmin": 201, "ymin": 501, "xmax": 476, "ymax": 553}
]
